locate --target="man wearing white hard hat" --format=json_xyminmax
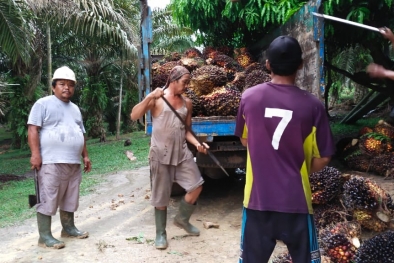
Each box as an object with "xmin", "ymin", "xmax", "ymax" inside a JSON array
[{"xmin": 27, "ymin": 66, "xmax": 92, "ymax": 249}]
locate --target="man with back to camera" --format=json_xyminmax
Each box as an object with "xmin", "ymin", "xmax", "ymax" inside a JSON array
[
  {"xmin": 28, "ymin": 66, "xmax": 92, "ymax": 249},
  {"xmin": 235, "ymin": 36, "xmax": 335, "ymax": 263}
]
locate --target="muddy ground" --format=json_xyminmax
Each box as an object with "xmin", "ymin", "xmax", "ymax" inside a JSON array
[{"xmin": 0, "ymin": 166, "xmax": 393, "ymax": 263}]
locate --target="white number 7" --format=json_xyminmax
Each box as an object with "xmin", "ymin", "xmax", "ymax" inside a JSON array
[{"xmin": 264, "ymin": 108, "xmax": 293, "ymax": 150}]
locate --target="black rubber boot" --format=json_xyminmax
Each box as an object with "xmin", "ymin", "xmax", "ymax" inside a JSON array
[
  {"xmin": 60, "ymin": 210, "xmax": 89, "ymax": 239},
  {"xmin": 174, "ymin": 198, "xmax": 200, "ymax": 236},
  {"xmin": 37, "ymin": 212, "xmax": 65, "ymax": 249},
  {"xmin": 155, "ymin": 208, "xmax": 168, "ymax": 249}
]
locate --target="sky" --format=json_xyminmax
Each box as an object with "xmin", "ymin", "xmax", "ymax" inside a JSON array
[{"xmin": 148, "ymin": 0, "xmax": 171, "ymax": 9}]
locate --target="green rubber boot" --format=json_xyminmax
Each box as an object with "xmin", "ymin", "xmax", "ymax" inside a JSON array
[
  {"xmin": 174, "ymin": 198, "xmax": 200, "ymax": 236},
  {"xmin": 37, "ymin": 212, "xmax": 65, "ymax": 249},
  {"xmin": 155, "ymin": 208, "xmax": 168, "ymax": 249},
  {"xmin": 60, "ymin": 210, "xmax": 89, "ymax": 239}
]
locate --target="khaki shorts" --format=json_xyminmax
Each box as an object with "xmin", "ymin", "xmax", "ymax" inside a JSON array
[
  {"xmin": 150, "ymin": 157, "xmax": 204, "ymax": 207},
  {"xmin": 36, "ymin": 163, "xmax": 82, "ymax": 216}
]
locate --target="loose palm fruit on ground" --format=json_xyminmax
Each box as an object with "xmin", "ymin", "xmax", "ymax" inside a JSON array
[
  {"xmin": 342, "ymin": 176, "xmax": 378, "ymax": 210},
  {"xmin": 310, "ymin": 166, "xmax": 344, "ymax": 204},
  {"xmin": 354, "ymin": 230, "xmax": 394, "ymax": 263},
  {"xmin": 358, "ymin": 132, "xmax": 392, "ymax": 156},
  {"xmin": 353, "ymin": 210, "xmax": 388, "ymax": 232},
  {"xmin": 314, "ymin": 202, "xmax": 348, "ymax": 229},
  {"xmin": 189, "ymin": 65, "xmax": 228, "ymax": 96},
  {"xmin": 321, "ymin": 233, "xmax": 357, "ymax": 263},
  {"xmin": 272, "ymin": 253, "xmax": 292, "ymax": 263}
]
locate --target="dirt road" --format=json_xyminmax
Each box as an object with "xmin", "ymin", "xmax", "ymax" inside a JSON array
[
  {"xmin": 1, "ymin": 166, "xmax": 393, "ymax": 263},
  {"xmin": 0, "ymin": 167, "xmax": 289, "ymax": 263}
]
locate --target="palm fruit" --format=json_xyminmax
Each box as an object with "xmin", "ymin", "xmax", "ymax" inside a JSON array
[
  {"xmin": 321, "ymin": 233, "xmax": 357, "ymax": 263},
  {"xmin": 353, "ymin": 210, "xmax": 388, "ymax": 232},
  {"xmin": 343, "ymin": 150, "xmax": 370, "ymax": 172},
  {"xmin": 163, "ymin": 52, "xmax": 181, "ymax": 62},
  {"xmin": 183, "ymin": 47, "xmax": 203, "ymax": 58},
  {"xmin": 179, "ymin": 57, "xmax": 205, "ymax": 72},
  {"xmin": 373, "ymin": 119, "xmax": 394, "ymax": 139},
  {"xmin": 189, "ymin": 65, "xmax": 228, "ymax": 96},
  {"xmin": 342, "ymin": 176, "xmax": 378, "ymax": 210},
  {"xmin": 336, "ymin": 137, "xmax": 359, "ymax": 161},
  {"xmin": 152, "ymin": 61, "xmax": 181, "ymax": 89},
  {"xmin": 354, "ymin": 231, "xmax": 394, "ymax": 263},
  {"xmin": 369, "ymin": 153, "xmax": 394, "ymax": 176},
  {"xmin": 200, "ymin": 86, "xmax": 241, "ymax": 116},
  {"xmin": 202, "ymin": 46, "xmax": 218, "ymax": 59},
  {"xmin": 272, "ymin": 253, "xmax": 292, "ymax": 263},
  {"xmin": 234, "ymin": 47, "xmax": 255, "ymax": 68},
  {"xmin": 314, "ymin": 202, "xmax": 348, "ymax": 229},
  {"xmin": 231, "ymin": 72, "xmax": 246, "ymax": 92},
  {"xmin": 244, "ymin": 69, "xmax": 272, "ymax": 90},
  {"xmin": 320, "ymin": 221, "xmax": 361, "ymax": 249},
  {"xmin": 207, "ymin": 53, "xmax": 244, "ymax": 81},
  {"xmin": 310, "ymin": 166, "xmax": 343, "ymax": 204},
  {"xmin": 358, "ymin": 132, "xmax": 392, "ymax": 156},
  {"xmin": 244, "ymin": 62, "xmax": 270, "ymax": 75},
  {"xmin": 358, "ymin": 127, "xmax": 373, "ymax": 136},
  {"xmin": 216, "ymin": 46, "xmax": 233, "ymax": 57},
  {"xmin": 182, "ymin": 88, "xmax": 205, "ymax": 117}
]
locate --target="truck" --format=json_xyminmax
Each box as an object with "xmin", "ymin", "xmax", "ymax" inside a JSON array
[{"xmin": 137, "ymin": 0, "xmax": 325, "ymax": 180}]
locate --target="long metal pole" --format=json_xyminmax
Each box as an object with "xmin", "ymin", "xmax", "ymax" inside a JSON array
[{"xmin": 312, "ymin": 12, "xmax": 381, "ymax": 32}]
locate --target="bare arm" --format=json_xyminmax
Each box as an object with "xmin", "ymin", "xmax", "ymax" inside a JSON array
[
  {"xmin": 28, "ymin": 124, "xmax": 42, "ymax": 170},
  {"xmin": 184, "ymin": 98, "xmax": 208, "ymax": 154},
  {"xmin": 81, "ymin": 137, "xmax": 91, "ymax": 173},
  {"xmin": 240, "ymin": 138, "xmax": 247, "ymax": 147},
  {"xmin": 310, "ymin": 156, "xmax": 331, "ymax": 174},
  {"xmin": 380, "ymin": 27, "xmax": 394, "ymax": 49},
  {"xmin": 130, "ymin": 88, "xmax": 164, "ymax": 121},
  {"xmin": 366, "ymin": 63, "xmax": 394, "ymax": 80}
]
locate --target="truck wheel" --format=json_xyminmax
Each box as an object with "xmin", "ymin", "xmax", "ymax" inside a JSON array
[{"xmin": 150, "ymin": 169, "xmax": 185, "ymax": 197}]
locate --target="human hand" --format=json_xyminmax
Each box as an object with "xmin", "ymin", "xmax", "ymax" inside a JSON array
[
  {"xmin": 379, "ymin": 27, "xmax": 394, "ymax": 42},
  {"xmin": 196, "ymin": 142, "xmax": 209, "ymax": 154},
  {"xmin": 30, "ymin": 155, "xmax": 42, "ymax": 171},
  {"xmin": 83, "ymin": 156, "xmax": 92, "ymax": 173},
  {"xmin": 149, "ymin": 88, "xmax": 164, "ymax": 100},
  {"xmin": 366, "ymin": 63, "xmax": 389, "ymax": 78}
]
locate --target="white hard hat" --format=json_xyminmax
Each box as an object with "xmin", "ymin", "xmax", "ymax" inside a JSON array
[{"xmin": 52, "ymin": 66, "xmax": 76, "ymax": 82}]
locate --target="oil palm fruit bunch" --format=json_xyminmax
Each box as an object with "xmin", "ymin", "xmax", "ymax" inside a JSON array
[
  {"xmin": 244, "ymin": 69, "xmax": 272, "ymax": 90},
  {"xmin": 183, "ymin": 47, "xmax": 203, "ymax": 58},
  {"xmin": 182, "ymin": 88, "xmax": 204, "ymax": 117},
  {"xmin": 244, "ymin": 62, "xmax": 269, "ymax": 75},
  {"xmin": 358, "ymin": 132, "xmax": 392, "ymax": 156},
  {"xmin": 320, "ymin": 221, "xmax": 361, "ymax": 249},
  {"xmin": 314, "ymin": 202, "xmax": 348, "ymax": 229},
  {"xmin": 152, "ymin": 61, "xmax": 181, "ymax": 89},
  {"xmin": 336, "ymin": 137, "xmax": 358, "ymax": 161},
  {"xmin": 358, "ymin": 126, "xmax": 373, "ymax": 136},
  {"xmin": 321, "ymin": 232, "xmax": 357, "ymax": 263},
  {"xmin": 189, "ymin": 65, "xmax": 228, "ymax": 96},
  {"xmin": 200, "ymin": 86, "xmax": 241, "ymax": 116},
  {"xmin": 216, "ymin": 46, "xmax": 233, "ymax": 56},
  {"xmin": 231, "ymin": 72, "xmax": 246, "ymax": 92},
  {"xmin": 373, "ymin": 119, "xmax": 394, "ymax": 139},
  {"xmin": 353, "ymin": 210, "xmax": 388, "ymax": 232},
  {"xmin": 342, "ymin": 176, "xmax": 379, "ymax": 210},
  {"xmin": 202, "ymin": 46, "xmax": 218, "ymax": 59},
  {"xmin": 271, "ymin": 253, "xmax": 292, "ymax": 263},
  {"xmin": 369, "ymin": 153, "xmax": 394, "ymax": 176},
  {"xmin": 343, "ymin": 150, "xmax": 370, "ymax": 172},
  {"xmin": 310, "ymin": 167, "xmax": 343, "ymax": 204},
  {"xmin": 179, "ymin": 57, "xmax": 205, "ymax": 72},
  {"xmin": 207, "ymin": 53, "xmax": 243, "ymax": 80},
  {"xmin": 354, "ymin": 231, "xmax": 394, "ymax": 263},
  {"xmin": 163, "ymin": 52, "xmax": 181, "ymax": 61},
  {"xmin": 234, "ymin": 47, "xmax": 255, "ymax": 68}
]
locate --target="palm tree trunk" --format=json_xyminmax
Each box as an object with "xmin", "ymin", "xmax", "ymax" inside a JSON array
[
  {"xmin": 116, "ymin": 55, "xmax": 123, "ymax": 139},
  {"xmin": 47, "ymin": 25, "xmax": 52, "ymax": 95}
]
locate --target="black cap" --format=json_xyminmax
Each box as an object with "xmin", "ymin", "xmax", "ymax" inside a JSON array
[{"xmin": 267, "ymin": 36, "xmax": 302, "ymax": 76}]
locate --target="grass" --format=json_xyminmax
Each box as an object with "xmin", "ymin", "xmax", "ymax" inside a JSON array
[
  {"xmin": 330, "ymin": 117, "xmax": 381, "ymax": 137},
  {"xmin": 0, "ymin": 130, "xmax": 150, "ymax": 227}
]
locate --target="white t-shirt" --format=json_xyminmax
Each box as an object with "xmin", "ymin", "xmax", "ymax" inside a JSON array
[{"xmin": 27, "ymin": 95, "xmax": 86, "ymax": 164}]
